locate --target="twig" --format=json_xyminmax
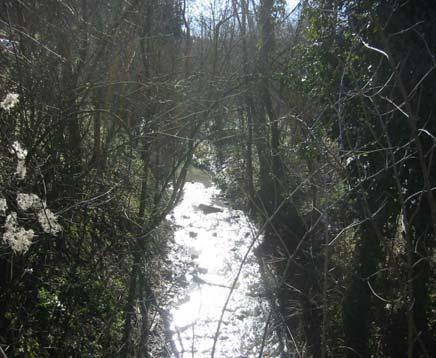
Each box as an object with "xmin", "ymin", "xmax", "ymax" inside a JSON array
[
  {"xmin": 0, "ymin": 346, "xmax": 7, "ymax": 358},
  {"xmin": 258, "ymin": 310, "xmax": 272, "ymax": 358}
]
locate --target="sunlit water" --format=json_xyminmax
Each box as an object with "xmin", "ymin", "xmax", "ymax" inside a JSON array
[{"xmin": 166, "ymin": 181, "xmax": 275, "ymax": 357}]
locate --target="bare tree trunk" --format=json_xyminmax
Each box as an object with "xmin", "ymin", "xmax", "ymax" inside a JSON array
[{"xmin": 233, "ymin": 0, "xmax": 255, "ymax": 201}]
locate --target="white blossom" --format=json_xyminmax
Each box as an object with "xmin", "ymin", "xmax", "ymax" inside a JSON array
[
  {"xmin": 0, "ymin": 197, "xmax": 7, "ymax": 215},
  {"xmin": 1, "ymin": 93, "xmax": 19, "ymax": 111},
  {"xmin": 15, "ymin": 191, "xmax": 62, "ymax": 235},
  {"xmin": 11, "ymin": 141, "xmax": 28, "ymax": 160},
  {"xmin": 3, "ymin": 212, "xmax": 34, "ymax": 253},
  {"xmin": 17, "ymin": 193, "xmax": 43, "ymax": 211},
  {"xmin": 346, "ymin": 156, "xmax": 355, "ymax": 166},
  {"xmin": 10, "ymin": 141, "xmax": 28, "ymax": 180},
  {"xmin": 15, "ymin": 159, "xmax": 27, "ymax": 179},
  {"xmin": 37, "ymin": 208, "xmax": 62, "ymax": 235}
]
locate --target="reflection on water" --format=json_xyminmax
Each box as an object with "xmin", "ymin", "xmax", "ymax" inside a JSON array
[{"xmin": 166, "ymin": 182, "xmax": 275, "ymax": 357}]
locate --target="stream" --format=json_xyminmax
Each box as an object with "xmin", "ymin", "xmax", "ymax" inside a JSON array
[{"xmin": 166, "ymin": 178, "xmax": 277, "ymax": 357}]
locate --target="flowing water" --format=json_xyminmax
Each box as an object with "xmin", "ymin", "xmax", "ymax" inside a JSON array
[{"xmin": 166, "ymin": 178, "xmax": 277, "ymax": 357}]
